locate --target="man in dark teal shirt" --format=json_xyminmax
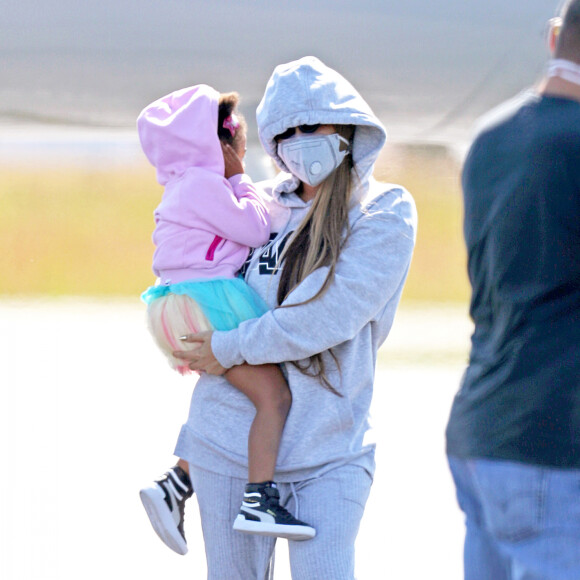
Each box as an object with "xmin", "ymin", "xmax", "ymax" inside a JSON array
[{"xmin": 446, "ymin": 2, "xmax": 580, "ymax": 578}]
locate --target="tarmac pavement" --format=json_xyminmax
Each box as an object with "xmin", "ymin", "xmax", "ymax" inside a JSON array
[{"xmin": 0, "ymin": 299, "xmax": 468, "ymax": 579}]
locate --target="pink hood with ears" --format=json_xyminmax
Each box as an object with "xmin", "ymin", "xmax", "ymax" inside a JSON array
[{"xmin": 137, "ymin": 84, "xmax": 224, "ymax": 185}]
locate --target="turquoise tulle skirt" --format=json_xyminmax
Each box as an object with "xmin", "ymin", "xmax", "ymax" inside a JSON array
[
  {"xmin": 141, "ymin": 277, "xmax": 268, "ymax": 331},
  {"xmin": 141, "ymin": 277, "xmax": 269, "ymax": 375}
]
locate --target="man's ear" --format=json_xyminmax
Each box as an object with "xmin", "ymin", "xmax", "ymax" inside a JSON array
[{"xmin": 547, "ymin": 17, "xmax": 562, "ymax": 55}]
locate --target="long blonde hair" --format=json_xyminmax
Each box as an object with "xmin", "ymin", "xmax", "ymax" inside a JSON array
[{"xmin": 276, "ymin": 125, "xmax": 356, "ymax": 396}]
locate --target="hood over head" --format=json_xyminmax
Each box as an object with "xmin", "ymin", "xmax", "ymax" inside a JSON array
[
  {"xmin": 257, "ymin": 56, "xmax": 387, "ymax": 186},
  {"xmin": 137, "ymin": 84, "xmax": 223, "ymax": 185}
]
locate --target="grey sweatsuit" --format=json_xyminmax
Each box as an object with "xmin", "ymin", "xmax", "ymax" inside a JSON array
[{"xmin": 174, "ymin": 56, "xmax": 417, "ymax": 579}]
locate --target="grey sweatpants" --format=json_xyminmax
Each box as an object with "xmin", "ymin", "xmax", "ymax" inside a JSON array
[{"xmin": 189, "ymin": 462, "xmax": 372, "ymax": 580}]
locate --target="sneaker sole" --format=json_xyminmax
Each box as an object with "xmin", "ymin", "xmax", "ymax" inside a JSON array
[
  {"xmin": 233, "ymin": 515, "xmax": 316, "ymax": 541},
  {"xmin": 140, "ymin": 484, "xmax": 188, "ymax": 555}
]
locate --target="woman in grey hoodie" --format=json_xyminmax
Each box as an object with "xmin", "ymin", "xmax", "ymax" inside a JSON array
[{"xmin": 174, "ymin": 56, "xmax": 417, "ymax": 579}]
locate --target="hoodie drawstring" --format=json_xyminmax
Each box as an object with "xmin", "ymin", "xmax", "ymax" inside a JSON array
[{"xmin": 288, "ymin": 482, "xmax": 300, "ymax": 517}]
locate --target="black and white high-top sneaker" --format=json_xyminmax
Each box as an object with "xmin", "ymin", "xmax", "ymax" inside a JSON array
[
  {"xmin": 140, "ymin": 465, "xmax": 193, "ymax": 555},
  {"xmin": 233, "ymin": 481, "xmax": 316, "ymax": 541}
]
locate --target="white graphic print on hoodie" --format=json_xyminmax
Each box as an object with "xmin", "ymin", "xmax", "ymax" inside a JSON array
[{"xmin": 175, "ymin": 56, "xmax": 417, "ymax": 482}]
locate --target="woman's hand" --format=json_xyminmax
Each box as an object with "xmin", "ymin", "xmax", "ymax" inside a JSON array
[
  {"xmin": 173, "ymin": 331, "xmax": 227, "ymax": 375},
  {"xmin": 222, "ymin": 143, "xmax": 244, "ymax": 179}
]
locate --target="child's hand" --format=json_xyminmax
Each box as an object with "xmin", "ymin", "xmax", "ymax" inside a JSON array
[{"xmin": 222, "ymin": 143, "xmax": 244, "ymax": 179}]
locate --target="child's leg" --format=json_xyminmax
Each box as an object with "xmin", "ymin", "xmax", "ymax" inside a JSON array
[
  {"xmin": 225, "ymin": 363, "xmax": 291, "ymax": 483},
  {"xmin": 176, "ymin": 458, "xmax": 190, "ymax": 474},
  {"xmin": 139, "ymin": 463, "xmax": 193, "ymax": 555},
  {"xmin": 225, "ymin": 364, "xmax": 316, "ymax": 540}
]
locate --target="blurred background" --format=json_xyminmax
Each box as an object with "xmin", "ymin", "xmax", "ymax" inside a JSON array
[
  {"xmin": 0, "ymin": 1, "xmax": 558, "ymax": 578},
  {"xmin": 0, "ymin": 0, "xmax": 558, "ymax": 300}
]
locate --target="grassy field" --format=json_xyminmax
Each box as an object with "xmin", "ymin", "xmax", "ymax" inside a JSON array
[
  {"xmin": 0, "ymin": 144, "xmax": 469, "ymax": 303},
  {"xmin": 375, "ymin": 143, "xmax": 469, "ymax": 303}
]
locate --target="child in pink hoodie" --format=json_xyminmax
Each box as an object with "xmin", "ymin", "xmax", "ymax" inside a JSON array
[{"xmin": 137, "ymin": 85, "xmax": 315, "ymax": 556}]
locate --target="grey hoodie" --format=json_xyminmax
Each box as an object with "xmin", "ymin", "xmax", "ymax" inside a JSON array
[{"xmin": 174, "ymin": 57, "xmax": 417, "ymax": 482}]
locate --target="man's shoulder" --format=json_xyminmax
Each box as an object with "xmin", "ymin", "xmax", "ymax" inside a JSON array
[{"xmin": 472, "ymin": 90, "xmax": 538, "ymax": 140}]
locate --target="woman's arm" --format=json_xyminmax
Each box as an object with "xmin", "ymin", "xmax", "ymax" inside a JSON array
[
  {"xmin": 176, "ymin": 189, "xmax": 416, "ymax": 373},
  {"xmin": 175, "ymin": 331, "xmax": 225, "ymax": 375},
  {"xmin": 212, "ymin": 189, "xmax": 416, "ymax": 368}
]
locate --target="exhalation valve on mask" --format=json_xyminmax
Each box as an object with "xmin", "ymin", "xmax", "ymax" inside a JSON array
[{"xmin": 277, "ymin": 133, "xmax": 350, "ymax": 186}]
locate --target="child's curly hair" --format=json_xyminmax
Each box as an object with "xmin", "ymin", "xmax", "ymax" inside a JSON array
[{"xmin": 218, "ymin": 92, "xmax": 247, "ymax": 153}]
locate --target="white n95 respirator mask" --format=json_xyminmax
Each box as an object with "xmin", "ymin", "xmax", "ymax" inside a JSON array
[{"xmin": 277, "ymin": 133, "xmax": 350, "ymax": 187}]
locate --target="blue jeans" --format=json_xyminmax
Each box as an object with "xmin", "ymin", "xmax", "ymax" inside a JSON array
[{"xmin": 448, "ymin": 456, "xmax": 580, "ymax": 580}]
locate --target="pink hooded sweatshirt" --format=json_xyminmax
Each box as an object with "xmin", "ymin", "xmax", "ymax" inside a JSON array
[{"xmin": 137, "ymin": 84, "xmax": 271, "ymax": 285}]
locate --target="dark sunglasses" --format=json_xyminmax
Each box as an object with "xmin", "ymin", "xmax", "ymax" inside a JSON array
[{"xmin": 275, "ymin": 124, "xmax": 320, "ymax": 141}]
